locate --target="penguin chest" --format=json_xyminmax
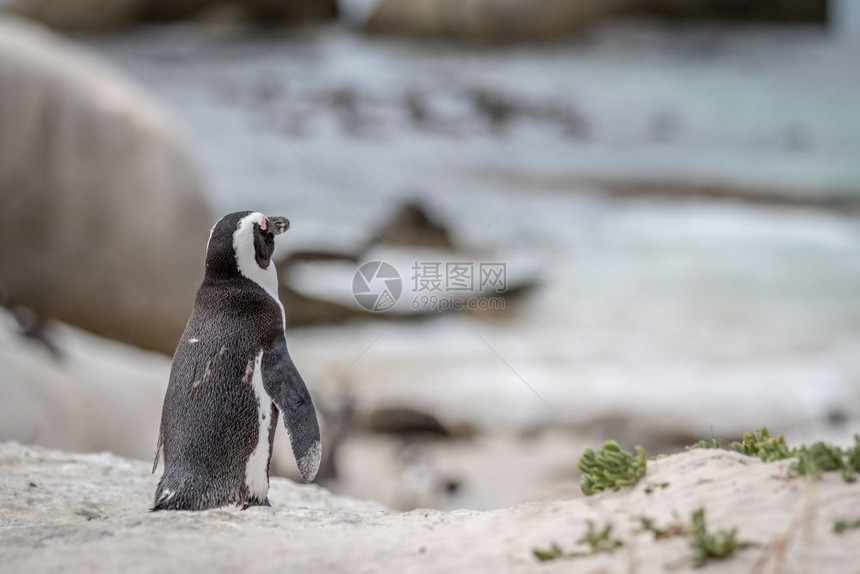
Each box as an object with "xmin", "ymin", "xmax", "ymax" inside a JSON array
[{"xmin": 245, "ymin": 350, "xmax": 273, "ymax": 500}]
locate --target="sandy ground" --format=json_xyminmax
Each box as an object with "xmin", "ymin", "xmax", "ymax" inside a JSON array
[{"xmin": 1, "ymin": 442, "xmax": 857, "ymax": 574}]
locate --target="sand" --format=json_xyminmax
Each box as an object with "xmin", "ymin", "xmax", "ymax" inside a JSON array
[{"xmin": 1, "ymin": 441, "xmax": 857, "ymax": 574}]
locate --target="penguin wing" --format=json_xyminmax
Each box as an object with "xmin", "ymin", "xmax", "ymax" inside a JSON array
[{"xmin": 262, "ymin": 332, "xmax": 321, "ymax": 483}]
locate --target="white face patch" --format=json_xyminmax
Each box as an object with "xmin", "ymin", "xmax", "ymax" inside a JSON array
[
  {"xmin": 245, "ymin": 351, "xmax": 273, "ymax": 500},
  {"xmin": 232, "ymin": 212, "xmax": 286, "ymax": 326}
]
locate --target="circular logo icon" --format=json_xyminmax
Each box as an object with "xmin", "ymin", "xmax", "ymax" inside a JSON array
[{"xmin": 352, "ymin": 261, "xmax": 402, "ymax": 312}]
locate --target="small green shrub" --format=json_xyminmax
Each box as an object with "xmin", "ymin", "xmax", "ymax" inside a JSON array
[
  {"xmin": 791, "ymin": 441, "xmax": 847, "ymax": 480},
  {"xmin": 689, "ymin": 507, "xmax": 740, "ymax": 568},
  {"xmin": 643, "ymin": 481, "xmax": 670, "ymax": 494},
  {"xmin": 638, "ymin": 515, "xmax": 685, "ymax": 540},
  {"xmin": 728, "ymin": 427, "xmax": 793, "ymax": 462},
  {"xmin": 531, "ymin": 520, "xmax": 623, "ymax": 562},
  {"xmin": 834, "ymin": 518, "xmax": 860, "ymax": 534},
  {"xmin": 686, "ymin": 438, "xmax": 722, "ymax": 451},
  {"xmin": 578, "ymin": 520, "xmax": 623, "ymax": 553},
  {"xmin": 790, "ymin": 435, "xmax": 860, "ymax": 483},
  {"xmin": 578, "ymin": 441, "xmax": 646, "ymax": 495},
  {"xmin": 686, "ymin": 429, "xmax": 860, "ymax": 484},
  {"xmin": 532, "ymin": 542, "xmax": 565, "ymax": 562}
]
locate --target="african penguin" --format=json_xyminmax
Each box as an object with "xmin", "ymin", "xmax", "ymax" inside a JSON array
[{"xmin": 152, "ymin": 211, "xmax": 321, "ymax": 511}]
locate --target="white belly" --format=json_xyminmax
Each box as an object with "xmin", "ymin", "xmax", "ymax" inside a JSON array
[{"xmin": 245, "ymin": 351, "xmax": 273, "ymax": 500}]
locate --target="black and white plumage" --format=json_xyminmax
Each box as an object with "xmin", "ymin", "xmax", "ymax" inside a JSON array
[{"xmin": 152, "ymin": 211, "xmax": 321, "ymax": 511}]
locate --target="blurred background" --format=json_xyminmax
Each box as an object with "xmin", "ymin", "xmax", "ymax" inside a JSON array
[{"xmin": 1, "ymin": 0, "xmax": 858, "ymax": 511}]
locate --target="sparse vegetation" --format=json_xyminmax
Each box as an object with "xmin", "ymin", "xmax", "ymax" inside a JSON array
[
  {"xmin": 578, "ymin": 520, "xmax": 623, "ymax": 553},
  {"xmin": 638, "ymin": 508, "xmax": 744, "ymax": 567},
  {"xmin": 578, "ymin": 441, "xmax": 646, "ymax": 495},
  {"xmin": 532, "ymin": 542, "xmax": 565, "ymax": 562},
  {"xmin": 638, "ymin": 515, "xmax": 685, "ymax": 540},
  {"xmin": 791, "ymin": 441, "xmax": 851, "ymax": 481},
  {"xmin": 833, "ymin": 518, "xmax": 860, "ymax": 534},
  {"xmin": 532, "ymin": 520, "xmax": 623, "ymax": 562},
  {"xmin": 685, "ymin": 428, "xmax": 860, "ymax": 484},
  {"xmin": 728, "ymin": 427, "xmax": 793, "ymax": 462},
  {"xmin": 689, "ymin": 507, "xmax": 741, "ymax": 568},
  {"xmin": 644, "ymin": 481, "xmax": 670, "ymax": 494},
  {"xmin": 686, "ymin": 438, "xmax": 722, "ymax": 451}
]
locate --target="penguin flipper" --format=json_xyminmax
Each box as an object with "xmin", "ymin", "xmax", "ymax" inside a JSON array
[{"xmin": 261, "ymin": 332, "xmax": 321, "ymax": 483}]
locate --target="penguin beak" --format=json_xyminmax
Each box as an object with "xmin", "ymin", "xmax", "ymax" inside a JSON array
[{"xmin": 267, "ymin": 216, "xmax": 290, "ymax": 235}]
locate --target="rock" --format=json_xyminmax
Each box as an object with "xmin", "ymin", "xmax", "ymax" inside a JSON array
[
  {"xmin": 366, "ymin": 0, "xmax": 638, "ymax": 42},
  {"xmin": 370, "ymin": 200, "xmax": 454, "ymax": 250},
  {"xmin": 639, "ymin": 0, "xmax": 828, "ymax": 23},
  {"xmin": 0, "ymin": 307, "xmax": 168, "ymax": 461},
  {"xmin": 0, "ymin": 19, "xmax": 213, "ymax": 354},
  {"xmin": 4, "ymin": 0, "xmax": 337, "ymax": 30},
  {"xmin": 279, "ymin": 282, "xmax": 368, "ymax": 327},
  {"xmin": 361, "ymin": 407, "xmax": 472, "ymax": 438},
  {"xmin": 315, "ymin": 395, "xmax": 357, "ymax": 482},
  {"xmin": 1, "ymin": 441, "xmax": 858, "ymax": 573},
  {"xmin": 3, "ymin": 0, "xmax": 143, "ymax": 31}
]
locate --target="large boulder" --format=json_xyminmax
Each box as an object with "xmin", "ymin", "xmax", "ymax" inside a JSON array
[
  {"xmin": 639, "ymin": 0, "xmax": 827, "ymax": 23},
  {"xmin": 365, "ymin": 0, "xmax": 638, "ymax": 41},
  {"xmin": 3, "ymin": 0, "xmax": 143, "ymax": 31},
  {"xmin": 0, "ymin": 18, "xmax": 213, "ymax": 354},
  {"xmin": 0, "ymin": 308, "xmax": 169, "ymax": 461},
  {"xmin": 3, "ymin": 0, "xmax": 337, "ymax": 31}
]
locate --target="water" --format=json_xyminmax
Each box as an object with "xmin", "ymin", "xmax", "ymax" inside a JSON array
[{"xmin": 79, "ymin": 21, "xmax": 860, "ymax": 506}]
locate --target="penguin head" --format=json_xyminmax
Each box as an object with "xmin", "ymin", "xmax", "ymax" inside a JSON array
[{"xmin": 204, "ymin": 211, "xmax": 289, "ymax": 289}]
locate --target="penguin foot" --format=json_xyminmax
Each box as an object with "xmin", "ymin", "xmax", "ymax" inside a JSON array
[{"xmin": 241, "ymin": 497, "xmax": 271, "ymax": 510}]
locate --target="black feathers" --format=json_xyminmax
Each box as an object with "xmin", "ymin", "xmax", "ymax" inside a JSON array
[{"xmin": 152, "ymin": 211, "xmax": 321, "ymax": 511}]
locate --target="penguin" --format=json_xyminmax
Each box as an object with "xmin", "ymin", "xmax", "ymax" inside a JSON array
[{"xmin": 151, "ymin": 211, "xmax": 321, "ymax": 511}]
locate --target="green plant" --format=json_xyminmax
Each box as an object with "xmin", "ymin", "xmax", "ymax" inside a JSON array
[
  {"xmin": 686, "ymin": 429, "xmax": 860, "ymax": 484},
  {"xmin": 791, "ymin": 441, "xmax": 847, "ymax": 481},
  {"xmin": 689, "ymin": 507, "xmax": 740, "ymax": 568},
  {"xmin": 638, "ymin": 515, "xmax": 685, "ymax": 540},
  {"xmin": 686, "ymin": 438, "xmax": 722, "ymax": 451},
  {"xmin": 790, "ymin": 435, "xmax": 860, "ymax": 483},
  {"xmin": 531, "ymin": 520, "xmax": 623, "ymax": 562},
  {"xmin": 728, "ymin": 427, "xmax": 793, "ymax": 462},
  {"xmin": 578, "ymin": 520, "xmax": 623, "ymax": 553},
  {"xmin": 644, "ymin": 481, "xmax": 670, "ymax": 494},
  {"xmin": 578, "ymin": 441, "xmax": 647, "ymax": 495},
  {"xmin": 532, "ymin": 542, "xmax": 565, "ymax": 562},
  {"xmin": 842, "ymin": 434, "xmax": 860, "ymax": 481},
  {"xmin": 834, "ymin": 518, "xmax": 860, "ymax": 534}
]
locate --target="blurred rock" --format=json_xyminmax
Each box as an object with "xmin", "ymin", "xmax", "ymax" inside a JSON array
[
  {"xmin": 4, "ymin": 0, "xmax": 143, "ymax": 31},
  {"xmin": 315, "ymin": 395, "xmax": 357, "ymax": 482},
  {"xmin": 0, "ymin": 18, "xmax": 213, "ymax": 354},
  {"xmin": 371, "ymin": 200, "xmax": 454, "ymax": 250},
  {"xmin": 279, "ymin": 282, "xmax": 367, "ymax": 327},
  {"xmin": 280, "ymin": 249, "xmax": 361, "ymax": 266},
  {"xmin": 366, "ymin": 0, "xmax": 637, "ymax": 42},
  {"xmin": 364, "ymin": 0, "xmax": 827, "ymax": 40},
  {"xmin": 0, "ymin": 307, "xmax": 168, "ymax": 460},
  {"xmin": 362, "ymin": 407, "xmax": 467, "ymax": 438},
  {"xmin": 639, "ymin": 0, "xmax": 828, "ymax": 23},
  {"xmin": 4, "ymin": 0, "xmax": 337, "ymax": 30}
]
